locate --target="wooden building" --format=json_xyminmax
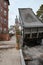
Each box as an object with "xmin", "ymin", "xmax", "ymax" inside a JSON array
[{"xmin": 19, "ymin": 8, "xmax": 43, "ymax": 46}]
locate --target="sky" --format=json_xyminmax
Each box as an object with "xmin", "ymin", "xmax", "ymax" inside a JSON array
[{"xmin": 8, "ymin": 0, "xmax": 43, "ymax": 27}]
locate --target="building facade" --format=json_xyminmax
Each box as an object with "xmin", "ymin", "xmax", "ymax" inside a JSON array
[
  {"xmin": 0, "ymin": 0, "xmax": 10, "ymax": 40},
  {"xmin": 19, "ymin": 8, "xmax": 43, "ymax": 46}
]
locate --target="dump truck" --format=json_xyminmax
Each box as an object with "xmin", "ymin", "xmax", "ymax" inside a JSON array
[{"xmin": 19, "ymin": 8, "xmax": 43, "ymax": 47}]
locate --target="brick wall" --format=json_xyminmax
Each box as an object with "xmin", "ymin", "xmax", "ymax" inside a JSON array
[
  {"xmin": 0, "ymin": 0, "xmax": 9, "ymax": 41},
  {"xmin": 0, "ymin": 34, "xmax": 10, "ymax": 41}
]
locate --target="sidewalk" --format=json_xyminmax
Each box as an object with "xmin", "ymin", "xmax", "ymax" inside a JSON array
[
  {"xmin": 0, "ymin": 48, "xmax": 25, "ymax": 65},
  {"xmin": 0, "ymin": 35, "xmax": 25, "ymax": 65}
]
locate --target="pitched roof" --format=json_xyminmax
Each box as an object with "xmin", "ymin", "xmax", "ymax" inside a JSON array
[{"xmin": 19, "ymin": 8, "xmax": 43, "ymax": 27}]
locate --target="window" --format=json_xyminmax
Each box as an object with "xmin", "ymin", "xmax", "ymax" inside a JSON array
[
  {"xmin": 4, "ymin": 10, "xmax": 7, "ymax": 16},
  {"xmin": 4, "ymin": 2, "xmax": 7, "ymax": 5},
  {"xmin": 4, "ymin": 2, "xmax": 7, "ymax": 8},
  {"xmin": 4, "ymin": 19, "xmax": 6, "ymax": 24},
  {"xmin": 4, "ymin": 28, "xmax": 6, "ymax": 32},
  {"xmin": 0, "ymin": 27, "xmax": 2, "ymax": 33},
  {"xmin": 0, "ymin": 15, "xmax": 3, "ymax": 23},
  {"xmin": 0, "ymin": 6, "xmax": 3, "ymax": 12},
  {"xmin": 1, "ymin": 8, "xmax": 3, "ymax": 12},
  {"xmin": 32, "ymin": 33, "xmax": 37, "ymax": 38},
  {"xmin": 1, "ymin": 17, "xmax": 3, "ymax": 23}
]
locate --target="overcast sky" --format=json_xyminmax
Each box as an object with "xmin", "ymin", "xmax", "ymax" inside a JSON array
[{"xmin": 9, "ymin": 0, "xmax": 43, "ymax": 27}]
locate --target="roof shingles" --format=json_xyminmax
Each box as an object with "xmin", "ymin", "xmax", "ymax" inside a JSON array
[{"xmin": 19, "ymin": 8, "xmax": 43, "ymax": 27}]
